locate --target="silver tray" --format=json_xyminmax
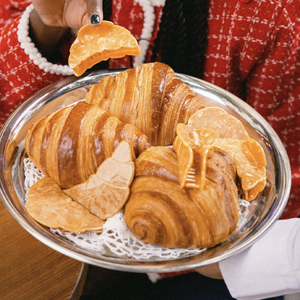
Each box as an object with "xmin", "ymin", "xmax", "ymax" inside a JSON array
[{"xmin": 0, "ymin": 70, "xmax": 291, "ymax": 273}]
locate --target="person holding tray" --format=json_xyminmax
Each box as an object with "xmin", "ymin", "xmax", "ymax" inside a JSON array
[{"xmin": 1, "ymin": 0, "xmax": 300, "ymax": 299}]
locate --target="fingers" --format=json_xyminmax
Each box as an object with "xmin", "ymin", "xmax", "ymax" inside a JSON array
[
  {"xmin": 194, "ymin": 263, "xmax": 223, "ymax": 280},
  {"xmin": 86, "ymin": 0, "xmax": 103, "ymax": 25}
]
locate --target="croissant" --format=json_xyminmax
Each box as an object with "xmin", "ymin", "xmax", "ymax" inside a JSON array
[
  {"xmin": 124, "ymin": 146, "xmax": 240, "ymax": 249},
  {"xmin": 24, "ymin": 101, "xmax": 149, "ymax": 189},
  {"xmin": 85, "ymin": 62, "xmax": 206, "ymax": 146}
]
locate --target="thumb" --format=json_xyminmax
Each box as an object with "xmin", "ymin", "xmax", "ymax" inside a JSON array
[{"xmin": 87, "ymin": 0, "xmax": 103, "ymax": 25}]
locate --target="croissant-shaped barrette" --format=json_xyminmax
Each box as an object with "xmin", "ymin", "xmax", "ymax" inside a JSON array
[{"xmin": 69, "ymin": 21, "xmax": 141, "ymax": 76}]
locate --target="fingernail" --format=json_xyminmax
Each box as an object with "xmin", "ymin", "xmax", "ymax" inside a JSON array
[{"xmin": 91, "ymin": 14, "xmax": 100, "ymax": 24}]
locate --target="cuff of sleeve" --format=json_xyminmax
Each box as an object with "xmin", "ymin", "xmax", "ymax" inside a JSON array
[
  {"xmin": 220, "ymin": 219, "xmax": 300, "ymax": 300},
  {"xmin": 17, "ymin": 4, "xmax": 74, "ymax": 76}
]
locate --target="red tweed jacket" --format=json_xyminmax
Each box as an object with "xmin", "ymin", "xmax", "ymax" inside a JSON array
[{"xmin": 1, "ymin": 0, "xmax": 299, "ymax": 220}]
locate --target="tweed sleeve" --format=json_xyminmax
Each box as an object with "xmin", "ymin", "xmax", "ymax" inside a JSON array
[{"xmin": 0, "ymin": 4, "xmax": 73, "ymax": 128}]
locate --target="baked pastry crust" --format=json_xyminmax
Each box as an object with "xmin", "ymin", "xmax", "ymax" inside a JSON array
[
  {"xmin": 125, "ymin": 146, "xmax": 239, "ymax": 249},
  {"xmin": 85, "ymin": 62, "xmax": 206, "ymax": 146},
  {"xmin": 24, "ymin": 101, "xmax": 149, "ymax": 189}
]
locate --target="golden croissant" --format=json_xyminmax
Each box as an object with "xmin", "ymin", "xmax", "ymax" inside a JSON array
[
  {"xmin": 125, "ymin": 146, "xmax": 240, "ymax": 249},
  {"xmin": 24, "ymin": 101, "xmax": 149, "ymax": 189},
  {"xmin": 85, "ymin": 62, "xmax": 206, "ymax": 146}
]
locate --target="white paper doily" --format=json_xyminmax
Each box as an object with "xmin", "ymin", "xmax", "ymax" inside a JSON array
[{"xmin": 23, "ymin": 158, "xmax": 250, "ymax": 261}]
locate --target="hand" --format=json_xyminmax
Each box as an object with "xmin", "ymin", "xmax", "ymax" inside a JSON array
[
  {"xmin": 29, "ymin": 0, "xmax": 103, "ymax": 59},
  {"xmin": 194, "ymin": 263, "xmax": 223, "ymax": 280},
  {"xmin": 31, "ymin": 0, "xmax": 103, "ymax": 30}
]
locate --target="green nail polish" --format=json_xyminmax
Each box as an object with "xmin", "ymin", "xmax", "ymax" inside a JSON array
[{"xmin": 91, "ymin": 14, "xmax": 100, "ymax": 24}]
